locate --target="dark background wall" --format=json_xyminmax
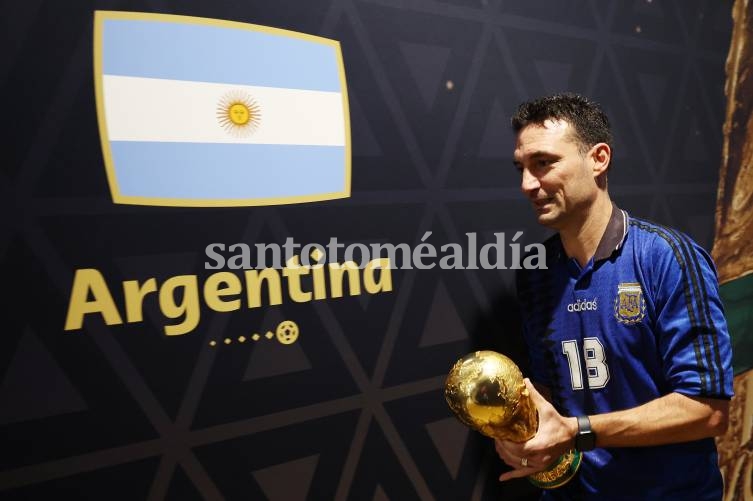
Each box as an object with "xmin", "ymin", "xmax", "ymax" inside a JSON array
[{"xmin": 0, "ymin": 1, "xmax": 732, "ymax": 500}]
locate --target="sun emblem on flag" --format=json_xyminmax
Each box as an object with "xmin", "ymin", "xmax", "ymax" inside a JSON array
[{"xmin": 216, "ymin": 91, "xmax": 261, "ymax": 137}]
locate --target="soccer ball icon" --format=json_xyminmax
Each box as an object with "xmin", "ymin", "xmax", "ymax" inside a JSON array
[{"xmin": 276, "ymin": 320, "xmax": 299, "ymax": 345}]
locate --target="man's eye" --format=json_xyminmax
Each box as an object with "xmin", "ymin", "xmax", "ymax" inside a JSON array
[{"xmin": 537, "ymin": 159, "xmax": 553, "ymax": 167}]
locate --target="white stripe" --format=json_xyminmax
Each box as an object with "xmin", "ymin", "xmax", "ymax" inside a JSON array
[
  {"xmin": 618, "ymin": 209, "xmax": 628, "ymax": 251},
  {"xmin": 102, "ymin": 75, "xmax": 346, "ymax": 145}
]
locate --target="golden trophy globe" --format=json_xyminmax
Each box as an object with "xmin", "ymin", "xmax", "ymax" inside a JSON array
[{"xmin": 444, "ymin": 350, "xmax": 581, "ymax": 489}]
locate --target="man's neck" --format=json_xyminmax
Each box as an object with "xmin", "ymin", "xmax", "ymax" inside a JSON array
[{"xmin": 559, "ymin": 194, "xmax": 613, "ymax": 268}]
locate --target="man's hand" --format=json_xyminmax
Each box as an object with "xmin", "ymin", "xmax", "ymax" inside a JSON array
[
  {"xmin": 495, "ymin": 379, "xmax": 577, "ymax": 482},
  {"xmin": 494, "ymin": 379, "xmax": 730, "ymax": 482}
]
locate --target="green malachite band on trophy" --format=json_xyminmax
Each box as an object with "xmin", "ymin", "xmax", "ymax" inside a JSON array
[
  {"xmin": 719, "ymin": 273, "xmax": 753, "ymax": 374},
  {"xmin": 528, "ymin": 449, "xmax": 582, "ymax": 489}
]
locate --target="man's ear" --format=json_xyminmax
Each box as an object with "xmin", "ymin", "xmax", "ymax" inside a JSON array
[{"xmin": 590, "ymin": 143, "xmax": 611, "ymax": 177}]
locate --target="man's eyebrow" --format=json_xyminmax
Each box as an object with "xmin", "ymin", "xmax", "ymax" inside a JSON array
[
  {"xmin": 512, "ymin": 150, "xmax": 558, "ymax": 165},
  {"xmin": 528, "ymin": 150, "xmax": 557, "ymax": 158}
]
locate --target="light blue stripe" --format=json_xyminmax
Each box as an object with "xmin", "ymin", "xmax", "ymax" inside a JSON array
[
  {"xmin": 109, "ymin": 142, "xmax": 346, "ymax": 199},
  {"xmin": 103, "ymin": 19, "xmax": 341, "ymax": 92}
]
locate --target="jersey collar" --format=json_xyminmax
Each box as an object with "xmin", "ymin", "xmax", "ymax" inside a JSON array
[{"xmin": 593, "ymin": 202, "xmax": 628, "ymax": 262}]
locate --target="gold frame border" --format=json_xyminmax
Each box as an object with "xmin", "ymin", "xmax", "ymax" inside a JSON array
[{"xmin": 93, "ymin": 10, "xmax": 351, "ymax": 207}]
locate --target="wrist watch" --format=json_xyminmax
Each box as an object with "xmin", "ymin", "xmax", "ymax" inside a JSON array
[{"xmin": 574, "ymin": 415, "xmax": 596, "ymax": 451}]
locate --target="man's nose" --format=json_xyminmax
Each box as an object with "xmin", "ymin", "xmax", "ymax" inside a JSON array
[{"xmin": 520, "ymin": 168, "xmax": 540, "ymax": 193}]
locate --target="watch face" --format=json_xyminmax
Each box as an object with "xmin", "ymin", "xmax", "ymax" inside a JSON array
[
  {"xmin": 576, "ymin": 416, "xmax": 595, "ymax": 451},
  {"xmin": 577, "ymin": 431, "xmax": 596, "ymax": 451}
]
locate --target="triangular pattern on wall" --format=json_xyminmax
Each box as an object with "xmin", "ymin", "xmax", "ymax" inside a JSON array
[
  {"xmin": 252, "ymin": 454, "xmax": 320, "ymax": 501},
  {"xmin": 425, "ymin": 416, "xmax": 469, "ymax": 479},
  {"xmin": 534, "ymin": 60, "xmax": 573, "ymax": 94},
  {"xmin": 419, "ymin": 280, "xmax": 468, "ymax": 347},
  {"xmin": 0, "ymin": 328, "xmax": 87, "ymax": 425},
  {"xmin": 399, "ymin": 41, "xmax": 451, "ymax": 110}
]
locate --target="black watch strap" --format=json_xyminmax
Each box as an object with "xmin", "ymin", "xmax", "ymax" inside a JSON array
[{"xmin": 575, "ymin": 415, "xmax": 596, "ymax": 452}]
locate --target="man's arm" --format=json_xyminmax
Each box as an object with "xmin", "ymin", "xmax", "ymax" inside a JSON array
[
  {"xmin": 495, "ymin": 379, "xmax": 729, "ymax": 481},
  {"xmin": 589, "ymin": 391, "xmax": 728, "ymax": 447}
]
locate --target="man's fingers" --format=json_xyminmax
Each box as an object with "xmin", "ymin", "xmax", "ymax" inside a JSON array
[
  {"xmin": 495, "ymin": 439, "xmax": 552, "ymax": 471},
  {"xmin": 524, "ymin": 378, "xmax": 547, "ymax": 409},
  {"xmin": 499, "ymin": 467, "xmax": 531, "ymax": 482},
  {"xmin": 495, "ymin": 438, "xmax": 525, "ymax": 457},
  {"xmin": 495, "ymin": 381, "xmax": 560, "ymax": 484},
  {"xmin": 495, "ymin": 444, "xmax": 521, "ymax": 468}
]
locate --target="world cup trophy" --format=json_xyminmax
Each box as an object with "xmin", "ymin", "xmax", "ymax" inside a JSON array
[{"xmin": 444, "ymin": 350, "xmax": 581, "ymax": 489}]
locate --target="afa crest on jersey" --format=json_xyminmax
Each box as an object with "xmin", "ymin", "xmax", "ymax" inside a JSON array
[{"xmin": 614, "ymin": 282, "xmax": 646, "ymax": 324}]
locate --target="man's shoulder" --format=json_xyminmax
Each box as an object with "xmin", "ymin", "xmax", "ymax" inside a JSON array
[
  {"xmin": 626, "ymin": 214, "xmax": 707, "ymax": 257},
  {"xmin": 624, "ymin": 214, "xmax": 717, "ymax": 278}
]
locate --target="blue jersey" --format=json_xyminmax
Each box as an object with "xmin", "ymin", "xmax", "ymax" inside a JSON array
[{"xmin": 516, "ymin": 205, "xmax": 733, "ymax": 500}]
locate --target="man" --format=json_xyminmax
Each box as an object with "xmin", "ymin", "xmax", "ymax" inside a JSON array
[{"xmin": 496, "ymin": 93, "xmax": 733, "ymax": 499}]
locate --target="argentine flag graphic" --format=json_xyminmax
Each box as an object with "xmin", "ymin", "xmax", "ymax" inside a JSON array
[{"xmin": 94, "ymin": 11, "xmax": 351, "ymax": 206}]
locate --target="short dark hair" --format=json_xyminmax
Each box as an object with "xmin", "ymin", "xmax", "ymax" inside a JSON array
[{"xmin": 511, "ymin": 93, "xmax": 612, "ymax": 155}]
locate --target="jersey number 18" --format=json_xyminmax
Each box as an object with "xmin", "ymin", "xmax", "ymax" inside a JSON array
[{"xmin": 562, "ymin": 338, "xmax": 610, "ymax": 389}]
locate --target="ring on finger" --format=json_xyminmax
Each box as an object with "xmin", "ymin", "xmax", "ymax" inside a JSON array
[{"xmin": 520, "ymin": 457, "xmax": 528, "ymax": 467}]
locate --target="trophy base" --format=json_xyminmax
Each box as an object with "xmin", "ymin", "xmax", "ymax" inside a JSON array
[{"xmin": 527, "ymin": 449, "xmax": 582, "ymax": 489}]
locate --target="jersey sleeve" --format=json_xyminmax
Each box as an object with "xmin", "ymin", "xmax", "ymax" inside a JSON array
[{"xmin": 650, "ymin": 233, "xmax": 733, "ymax": 399}]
